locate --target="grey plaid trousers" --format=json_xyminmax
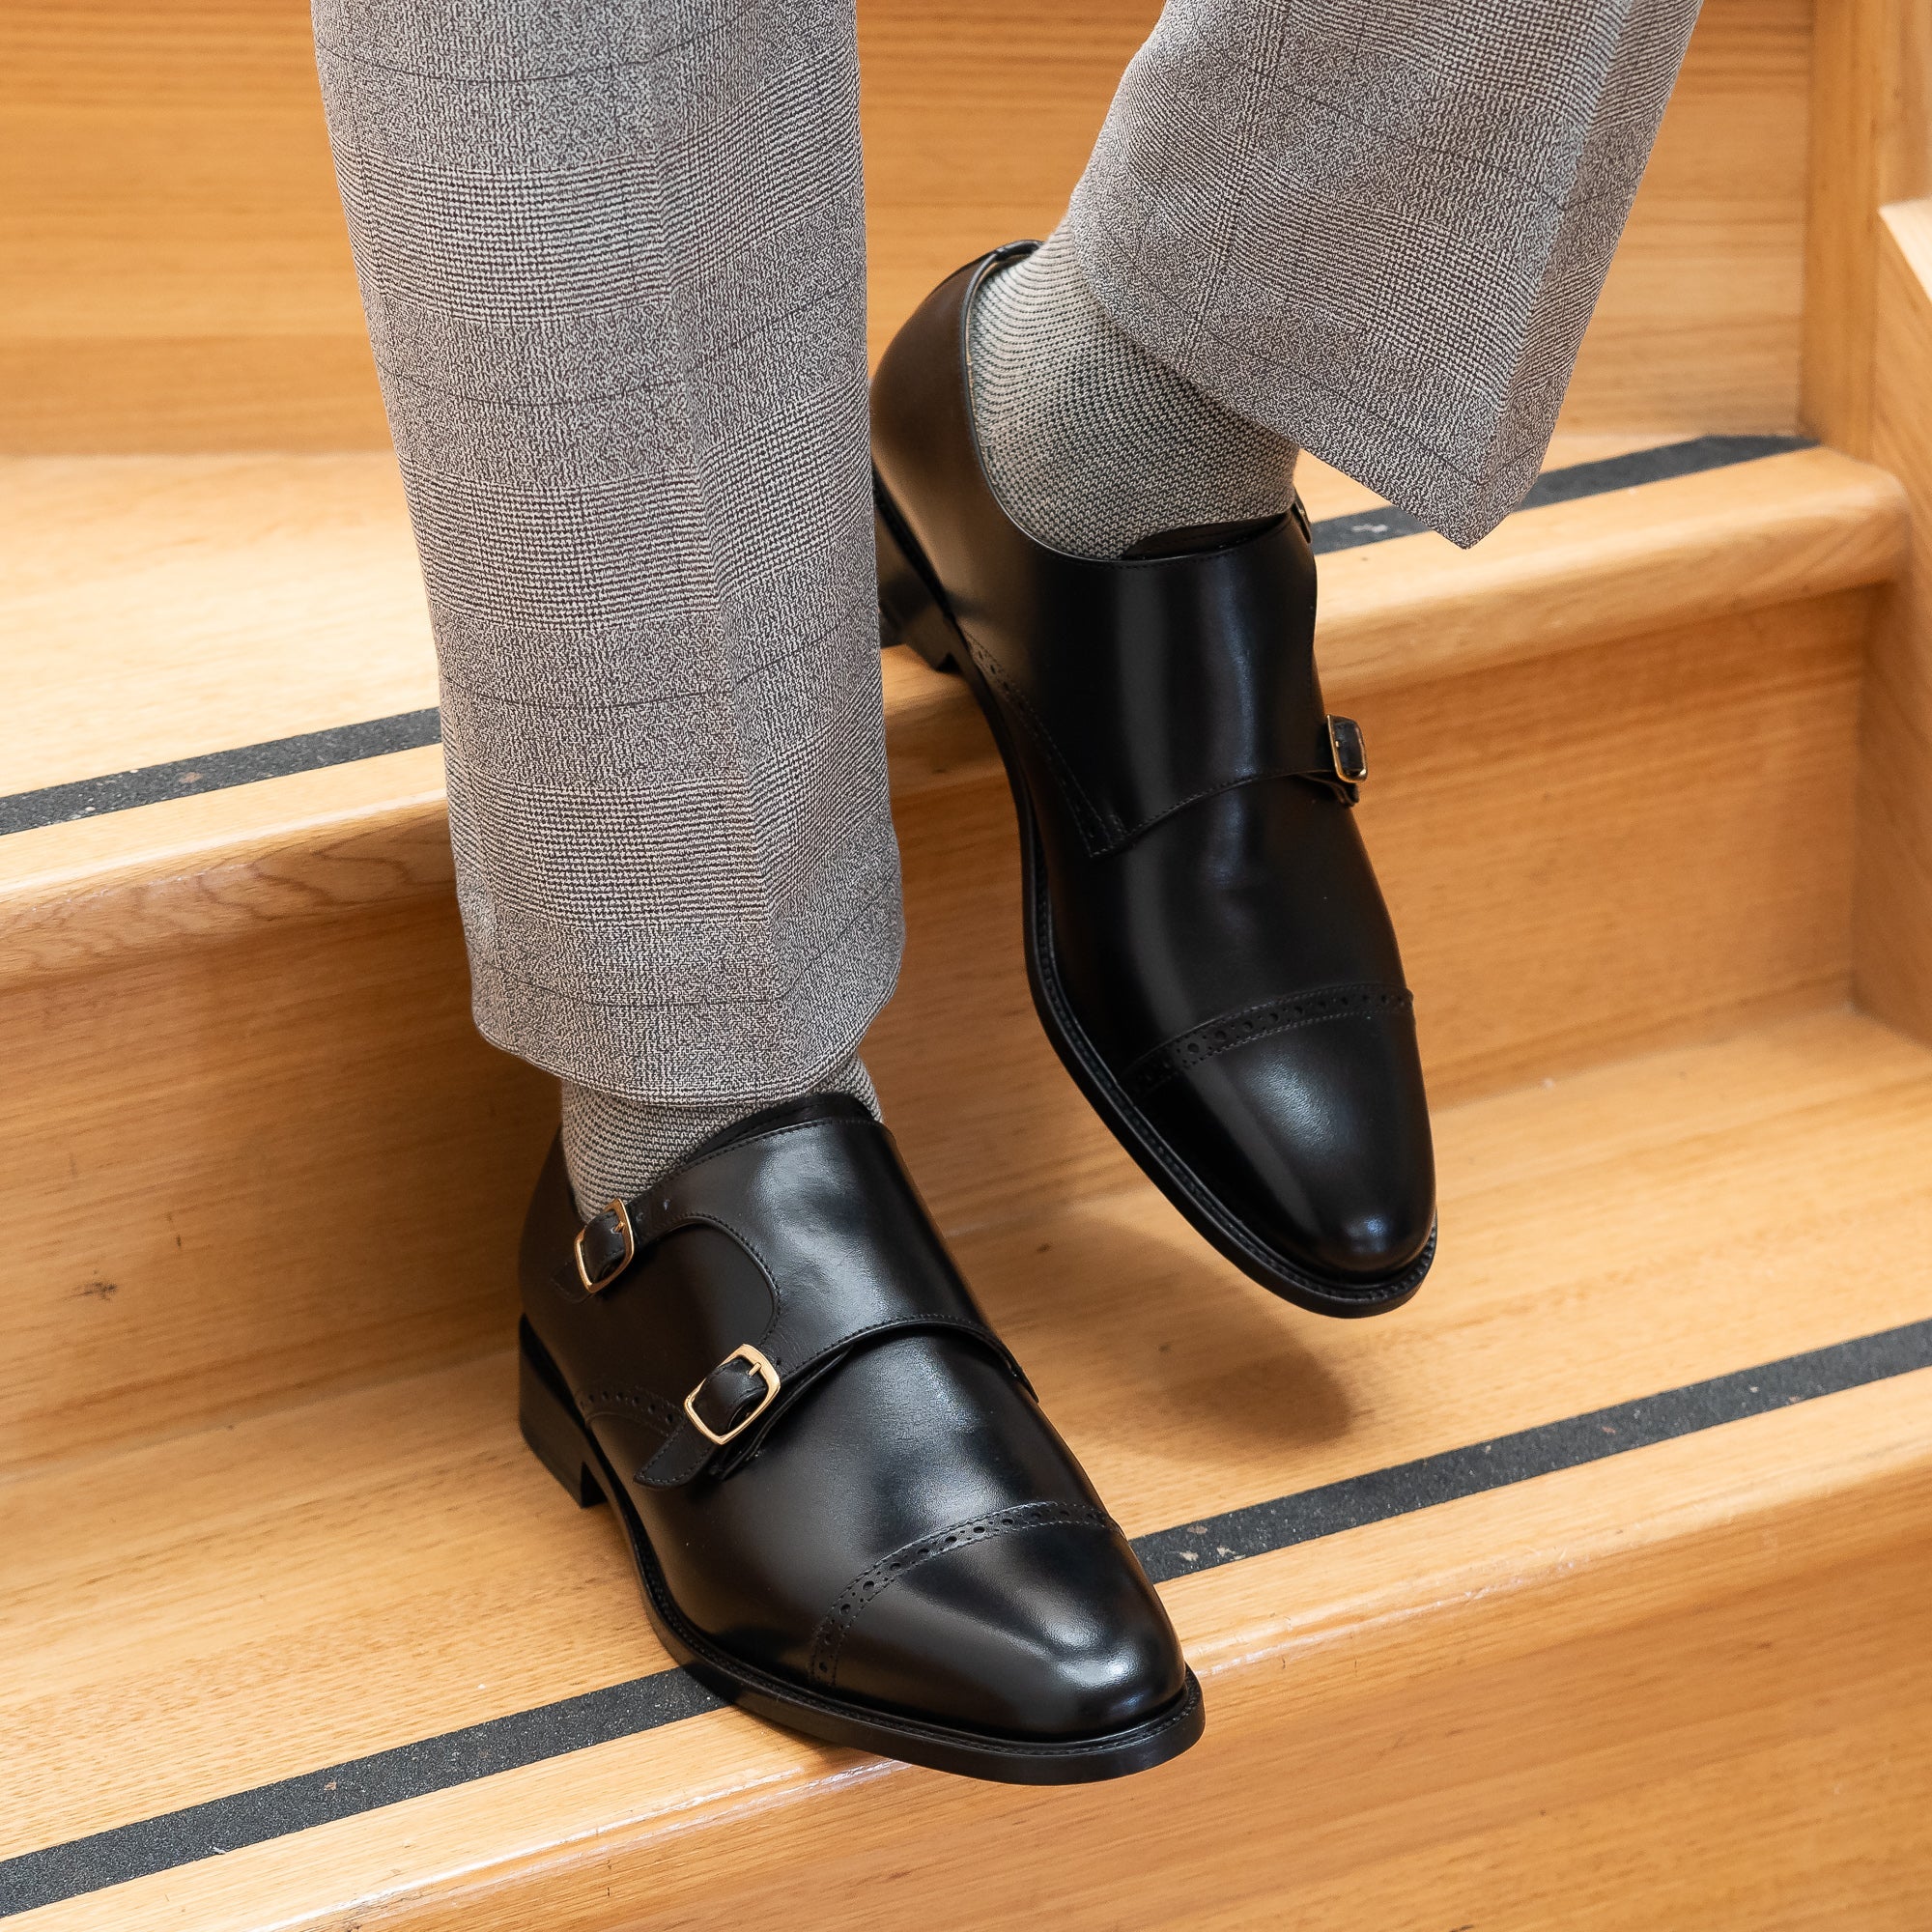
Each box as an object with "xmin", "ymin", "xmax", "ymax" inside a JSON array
[{"xmin": 313, "ymin": 0, "xmax": 1700, "ymax": 1106}]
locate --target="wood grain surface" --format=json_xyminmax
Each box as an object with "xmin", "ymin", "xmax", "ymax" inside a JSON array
[
  {"xmin": 0, "ymin": 0, "xmax": 1809, "ymax": 451},
  {"xmin": 1801, "ymin": 0, "xmax": 1932, "ymax": 453},
  {"xmin": 0, "ymin": 437, "xmax": 1675, "ymax": 806},
  {"xmin": 5, "ymin": 6, "xmax": 1929, "ymax": 1919},
  {"xmin": 0, "ymin": 444, "xmax": 1898, "ymax": 1463},
  {"xmin": 14, "ymin": 1411, "xmax": 1932, "ymax": 1930},
  {"xmin": 1555, "ymin": 0, "xmax": 1811, "ymax": 434},
  {"xmin": 5, "ymin": 1011, "xmax": 1931, "ymax": 1926},
  {"xmin": 1857, "ymin": 198, "xmax": 1932, "ymax": 1043},
  {"xmin": 0, "ymin": 895, "xmax": 557, "ymax": 1471}
]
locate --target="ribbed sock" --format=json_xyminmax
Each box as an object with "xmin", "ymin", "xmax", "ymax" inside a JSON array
[
  {"xmin": 560, "ymin": 1056, "xmax": 880, "ymax": 1220},
  {"xmin": 966, "ymin": 225, "xmax": 1300, "ymax": 560}
]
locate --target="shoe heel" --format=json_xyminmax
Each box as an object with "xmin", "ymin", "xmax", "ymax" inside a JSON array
[
  {"xmin": 518, "ymin": 1320, "xmax": 605, "ymax": 1510},
  {"xmin": 873, "ymin": 480, "xmax": 959, "ymax": 672}
]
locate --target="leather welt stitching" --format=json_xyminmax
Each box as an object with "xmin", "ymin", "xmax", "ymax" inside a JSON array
[
  {"xmin": 806, "ymin": 1502, "xmax": 1114, "ymax": 1690},
  {"xmin": 1124, "ymin": 985, "xmax": 1415, "ymax": 1099}
]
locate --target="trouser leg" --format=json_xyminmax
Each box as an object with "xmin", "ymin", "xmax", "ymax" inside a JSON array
[
  {"xmin": 1063, "ymin": 0, "xmax": 1704, "ymax": 544},
  {"xmin": 311, "ymin": 0, "xmax": 899, "ymax": 1123}
]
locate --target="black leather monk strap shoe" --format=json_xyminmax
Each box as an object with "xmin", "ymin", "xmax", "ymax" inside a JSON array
[
  {"xmin": 870, "ymin": 245, "xmax": 1437, "ymax": 1317},
  {"xmin": 518, "ymin": 1093, "xmax": 1203, "ymax": 1782}
]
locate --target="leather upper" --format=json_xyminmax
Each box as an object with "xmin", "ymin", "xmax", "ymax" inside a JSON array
[
  {"xmin": 871, "ymin": 249, "xmax": 1436, "ymax": 1293},
  {"xmin": 521, "ymin": 1096, "xmax": 1188, "ymax": 1738}
]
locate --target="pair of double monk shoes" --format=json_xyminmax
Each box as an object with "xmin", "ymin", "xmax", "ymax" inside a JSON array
[{"xmin": 518, "ymin": 248, "xmax": 1437, "ymax": 1783}]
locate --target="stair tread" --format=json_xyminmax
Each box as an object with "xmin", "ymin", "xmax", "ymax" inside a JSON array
[
  {"xmin": 0, "ymin": 438, "xmax": 1903, "ymax": 991},
  {"xmin": 7, "ymin": 1008, "xmax": 1931, "ymax": 1922}
]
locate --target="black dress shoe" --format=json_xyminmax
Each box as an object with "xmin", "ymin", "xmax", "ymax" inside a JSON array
[
  {"xmin": 518, "ymin": 1094, "xmax": 1203, "ymax": 1782},
  {"xmin": 870, "ymin": 245, "xmax": 1436, "ymax": 1317}
]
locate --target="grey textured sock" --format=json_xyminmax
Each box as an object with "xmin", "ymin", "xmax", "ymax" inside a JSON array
[
  {"xmin": 966, "ymin": 226, "xmax": 1299, "ymax": 559},
  {"xmin": 560, "ymin": 1056, "xmax": 880, "ymax": 1220}
]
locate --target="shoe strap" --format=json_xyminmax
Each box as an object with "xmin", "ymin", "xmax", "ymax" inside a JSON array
[{"xmin": 554, "ymin": 1113, "xmax": 1030, "ymax": 1488}]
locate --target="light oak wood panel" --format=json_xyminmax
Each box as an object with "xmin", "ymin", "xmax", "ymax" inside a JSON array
[
  {"xmin": 0, "ymin": 455, "xmax": 434, "ymax": 795},
  {"xmin": 1857, "ymin": 199, "xmax": 1932, "ymax": 1040},
  {"xmin": 0, "ymin": 445, "xmax": 1901, "ymax": 991},
  {"xmin": 0, "ymin": 746, "xmax": 454, "ymax": 993},
  {"xmin": 0, "ymin": 449, "xmax": 1896, "ymax": 1458},
  {"xmin": 0, "ymin": 895, "xmax": 558, "ymax": 1472},
  {"xmin": 1310, "ymin": 442, "xmax": 1902, "ymax": 696},
  {"xmin": 18, "ymin": 1437, "xmax": 1932, "ymax": 1930},
  {"xmin": 7, "ymin": 1273, "xmax": 1930, "ymax": 1923},
  {"xmin": 1800, "ymin": 0, "xmax": 1932, "ymax": 453},
  {"xmin": 0, "ymin": 440, "xmax": 1662, "ymax": 804},
  {"xmin": 0, "ymin": 0, "xmax": 388, "ymax": 451},
  {"xmin": 0, "ymin": 0, "xmax": 1807, "ymax": 451},
  {"xmin": 1553, "ymin": 0, "xmax": 1810, "ymax": 434}
]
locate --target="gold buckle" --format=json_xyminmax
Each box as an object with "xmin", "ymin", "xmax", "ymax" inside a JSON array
[
  {"xmin": 573, "ymin": 1199, "xmax": 636, "ymax": 1293},
  {"xmin": 683, "ymin": 1344, "xmax": 781, "ymax": 1447},
  {"xmin": 1326, "ymin": 714, "xmax": 1368, "ymax": 785}
]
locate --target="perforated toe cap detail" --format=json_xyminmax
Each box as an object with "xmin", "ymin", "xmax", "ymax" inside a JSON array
[
  {"xmin": 1144, "ymin": 1003, "xmax": 1435, "ymax": 1285},
  {"xmin": 810, "ymin": 1503, "xmax": 1186, "ymax": 1739}
]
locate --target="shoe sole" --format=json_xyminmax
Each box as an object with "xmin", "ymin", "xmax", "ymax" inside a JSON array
[
  {"xmin": 516, "ymin": 1318, "xmax": 1207, "ymax": 1784},
  {"xmin": 872, "ymin": 473, "xmax": 1436, "ymax": 1319}
]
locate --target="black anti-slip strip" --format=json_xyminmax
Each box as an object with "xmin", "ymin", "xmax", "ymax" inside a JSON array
[
  {"xmin": 3, "ymin": 434, "xmax": 1813, "ymax": 840},
  {"xmin": 5, "ymin": 1313, "xmax": 1927, "ymax": 1918},
  {"xmin": 1307, "ymin": 432, "xmax": 1810, "ymax": 554},
  {"xmin": 0, "ymin": 707, "xmax": 442, "ymax": 838}
]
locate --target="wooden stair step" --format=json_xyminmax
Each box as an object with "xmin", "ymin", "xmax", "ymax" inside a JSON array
[
  {"xmin": 0, "ymin": 436, "xmax": 1901, "ymax": 981},
  {"xmin": 5, "ymin": 1009, "xmax": 1930, "ymax": 1928},
  {"xmin": 0, "ymin": 436, "xmax": 1909, "ymax": 1473}
]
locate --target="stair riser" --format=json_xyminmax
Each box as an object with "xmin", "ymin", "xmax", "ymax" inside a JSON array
[
  {"xmin": 0, "ymin": 901, "xmax": 556, "ymax": 1474},
  {"xmin": 0, "ymin": 589, "xmax": 1868, "ymax": 1470}
]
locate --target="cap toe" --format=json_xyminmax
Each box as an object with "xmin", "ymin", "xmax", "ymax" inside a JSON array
[
  {"xmin": 1144, "ymin": 1007, "xmax": 1436, "ymax": 1285},
  {"xmin": 820, "ymin": 1507, "xmax": 1187, "ymax": 1741}
]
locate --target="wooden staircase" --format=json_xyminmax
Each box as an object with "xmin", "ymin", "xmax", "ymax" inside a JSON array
[{"xmin": 5, "ymin": 2, "xmax": 1932, "ymax": 1927}]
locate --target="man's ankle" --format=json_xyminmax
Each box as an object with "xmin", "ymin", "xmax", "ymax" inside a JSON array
[
  {"xmin": 560, "ymin": 1056, "xmax": 880, "ymax": 1220},
  {"xmin": 965, "ymin": 225, "xmax": 1298, "ymax": 560}
]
